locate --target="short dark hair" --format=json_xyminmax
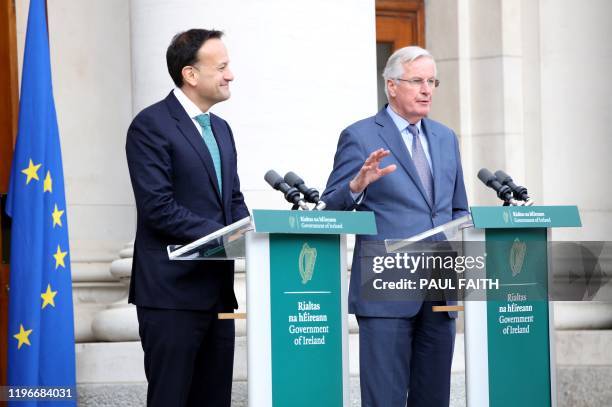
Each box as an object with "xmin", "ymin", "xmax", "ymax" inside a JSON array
[{"xmin": 166, "ymin": 29, "xmax": 224, "ymax": 87}]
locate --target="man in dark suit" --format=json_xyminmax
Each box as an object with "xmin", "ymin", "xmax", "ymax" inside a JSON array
[
  {"xmin": 321, "ymin": 46, "xmax": 469, "ymax": 406},
  {"xmin": 125, "ymin": 29, "xmax": 249, "ymax": 407}
]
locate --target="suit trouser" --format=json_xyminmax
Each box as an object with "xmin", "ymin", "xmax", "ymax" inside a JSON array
[
  {"xmin": 357, "ymin": 301, "xmax": 456, "ymax": 407},
  {"xmin": 136, "ymin": 306, "xmax": 235, "ymax": 407}
]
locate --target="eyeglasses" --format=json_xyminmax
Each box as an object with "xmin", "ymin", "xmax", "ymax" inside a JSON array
[{"xmin": 394, "ymin": 77, "xmax": 440, "ymax": 88}]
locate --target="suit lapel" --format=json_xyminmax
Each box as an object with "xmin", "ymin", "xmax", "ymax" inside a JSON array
[
  {"xmin": 375, "ymin": 109, "xmax": 433, "ymax": 209},
  {"xmin": 421, "ymin": 118, "xmax": 439, "ymax": 208},
  {"xmin": 165, "ymin": 92, "xmax": 223, "ymax": 204},
  {"xmin": 210, "ymin": 113, "xmax": 233, "ymax": 213}
]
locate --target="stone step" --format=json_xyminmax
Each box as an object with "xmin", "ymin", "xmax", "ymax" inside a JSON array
[
  {"xmin": 76, "ymin": 368, "xmax": 612, "ymax": 407},
  {"xmin": 76, "ymin": 331, "xmax": 612, "ymax": 384}
]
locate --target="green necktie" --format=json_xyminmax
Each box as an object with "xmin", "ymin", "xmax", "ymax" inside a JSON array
[{"xmin": 194, "ymin": 114, "xmax": 222, "ymax": 194}]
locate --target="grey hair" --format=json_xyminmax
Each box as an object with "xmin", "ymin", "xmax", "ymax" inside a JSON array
[{"xmin": 382, "ymin": 46, "xmax": 436, "ymax": 99}]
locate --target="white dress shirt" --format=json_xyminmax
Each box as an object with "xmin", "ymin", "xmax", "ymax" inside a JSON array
[{"xmin": 173, "ymin": 87, "xmax": 209, "ymax": 136}]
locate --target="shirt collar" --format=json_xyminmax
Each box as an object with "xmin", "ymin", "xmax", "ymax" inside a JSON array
[
  {"xmin": 386, "ymin": 105, "xmax": 422, "ymax": 134},
  {"xmin": 173, "ymin": 87, "xmax": 209, "ymax": 119}
]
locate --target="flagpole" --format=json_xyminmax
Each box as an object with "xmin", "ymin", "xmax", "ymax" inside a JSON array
[
  {"xmin": 45, "ymin": 0, "xmax": 48, "ymax": 40},
  {"xmin": 0, "ymin": 0, "xmax": 20, "ymax": 398}
]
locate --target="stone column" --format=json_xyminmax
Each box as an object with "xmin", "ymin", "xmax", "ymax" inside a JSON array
[
  {"xmin": 129, "ymin": 0, "xmax": 377, "ymax": 200},
  {"xmin": 425, "ymin": 0, "xmax": 612, "ymax": 330},
  {"xmin": 538, "ymin": 0, "xmax": 612, "ymax": 329}
]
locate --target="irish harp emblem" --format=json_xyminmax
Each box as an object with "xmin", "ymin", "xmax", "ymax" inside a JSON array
[
  {"xmin": 510, "ymin": 238, "xmax": 526, "ymax": 277},
  {"xmin": 503, "ymin": 211, "xmax": 510, "ymax": 224},
  {"xmin": 299, "ymin": 243, "xmax": 317, "ymax": 284}
]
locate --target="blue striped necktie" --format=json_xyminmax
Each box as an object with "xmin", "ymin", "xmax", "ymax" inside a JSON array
[
  {"xmin": 407, "ymin": 124, "xmax": 433, "ymax": 203},
  {"xmin": 195, "ymin": 114, "xmax": 222, "ymax": 194}
]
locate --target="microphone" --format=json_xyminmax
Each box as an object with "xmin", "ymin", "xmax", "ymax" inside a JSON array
[
  {"xmin": 477, "ymin": 168, "xmax": 521, "ymax": 206},
  {"xmin": 264, "ymin": 170, "xmax": 310, "ymax": 210},
  {"xmin": 494, "ymin": 170, "xmax": 534, "ymax": 206},
  {"xmin": 283, "ymin": 171, "xmax": 327, "ymax": 210}
]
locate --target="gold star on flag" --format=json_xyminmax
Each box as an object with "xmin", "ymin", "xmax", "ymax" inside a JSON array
[
  {"xmin": 44, "ymin": 171, "xmax": 53, "ymax": 192},
  {"xmin": 53, "ymin": 245, "xmax": 68, "ymax": 269},
  {"xmin": 41, "ymin": 284, "xmax": 58, "ymax": 309},
  {"xmin": 21, "ymin": 159, "xmax": 42, "ymax": 184},
  {"xmin": 52, "ymin": 204, "xmax": 64, "ymax": 228},
  {"xmin": 14, "ymin": 324, "xmax": 33, "ymax": 350}
]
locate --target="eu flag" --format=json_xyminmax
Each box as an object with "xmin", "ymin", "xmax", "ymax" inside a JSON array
[{"xmin": 5, "ymin": 0, "xmax": 76, "ymax": 404}]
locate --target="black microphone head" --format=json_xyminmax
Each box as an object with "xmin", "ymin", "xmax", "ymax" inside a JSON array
[
  {"xmin": 495, "ymin": 170, "xmax": 530, "ymax": 201},
  {"xmin": 494, "ymin": 170, "xmax": 512, "ymax": 184},
  {"xmin": 284, "ymin": 171, "xmax": 304, "ymax": 187},
  {"xmin": 477, "ymin": 168, "xmax": 497, "ymax": 186},
  {"xmin": 478, "ymin": 168, "xmax": 514, "ymax": 202},
  {"xmin": 264, "ymin": 170, "xmax": 283, "ymax": 189}
]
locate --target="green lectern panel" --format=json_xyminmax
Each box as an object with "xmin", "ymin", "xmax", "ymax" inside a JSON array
[
  {"xmin": 485, "ymin": 228, "xmax": 551, "ymax": 407},
  {"xmin": 269, "ymin": 234, "xmax": 343, "ymax": 407},
  {"xmin": 253, "ymin": 209, "xmax": 376, "ymax": 235},
  {"xmin": 471, "ymin": 205, "xmax": 581, "ymax": 229}
]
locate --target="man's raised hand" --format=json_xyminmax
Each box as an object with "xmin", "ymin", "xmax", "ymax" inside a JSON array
[{"xmin": 349, "ymin": 148, "xmax": 397, "ymax": 194}]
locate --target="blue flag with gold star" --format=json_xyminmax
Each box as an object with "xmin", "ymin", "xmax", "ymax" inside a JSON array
[{"xmin": 5, "ymin": 0, "xmax": 76, "ymax": 404}]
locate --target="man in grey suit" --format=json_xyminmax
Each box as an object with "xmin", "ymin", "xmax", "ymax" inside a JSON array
[{"xmin": 321, "ymin": 46, "xmax": 469, "ymax": 406}]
